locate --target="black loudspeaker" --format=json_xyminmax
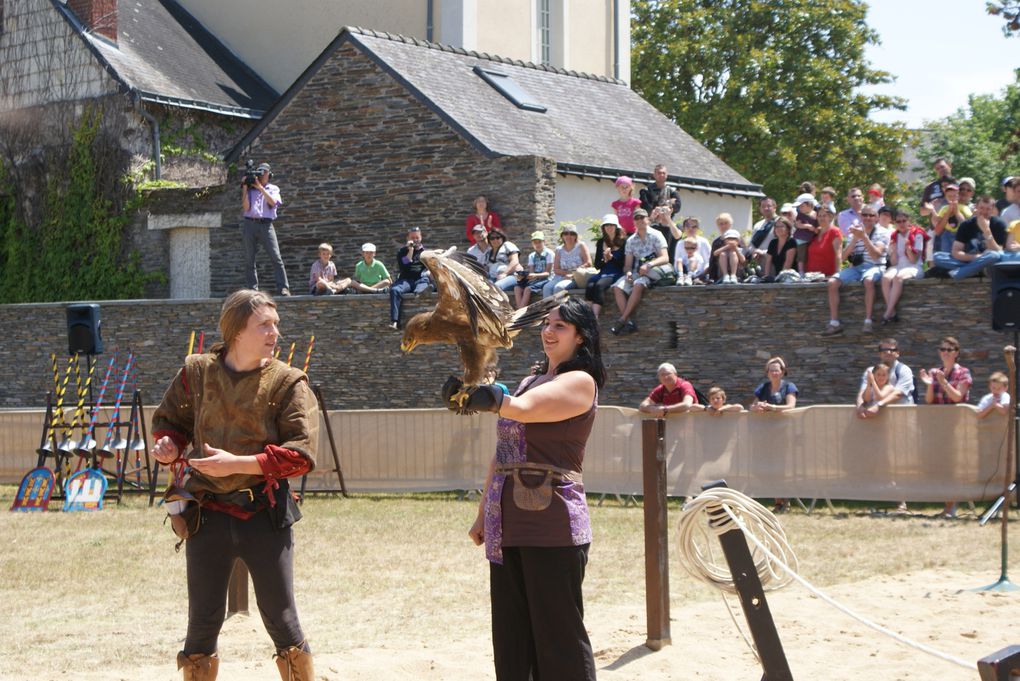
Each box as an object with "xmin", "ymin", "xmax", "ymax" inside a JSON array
[
  {"xmin": 991, "ymin": 262, "xmax": 1020, "ymax": 331},
  {"xmin": 66, "ymin": 303, "xmax": 103, "ymax": 355}
]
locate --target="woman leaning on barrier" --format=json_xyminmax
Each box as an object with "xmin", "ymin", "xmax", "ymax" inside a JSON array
[{"xmin": 151, "ymin": 289, "xmax": 318, "ymax": 681}]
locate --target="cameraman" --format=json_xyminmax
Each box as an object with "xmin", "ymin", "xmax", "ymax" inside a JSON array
[{"xmin": 242, "ymin": 162, "xmax": 291, "ymax": 296}]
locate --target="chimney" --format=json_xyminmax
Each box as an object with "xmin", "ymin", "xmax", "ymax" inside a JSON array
[{"xmin": 67, "ymin": 0, "xmax": 117, "ymax": 43}]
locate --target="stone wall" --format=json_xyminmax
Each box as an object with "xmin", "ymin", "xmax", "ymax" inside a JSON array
[{"xmin": 0, "ymin": 278, "xmax": 1007, "ymax": 412}]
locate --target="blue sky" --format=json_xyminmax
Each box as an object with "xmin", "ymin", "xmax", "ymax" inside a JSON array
[{"xmin": 863, "ymin": 1, "xmax": 1018, "ymax": 128}]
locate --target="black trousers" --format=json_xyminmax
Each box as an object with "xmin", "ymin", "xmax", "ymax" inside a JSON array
[
  {"xmin": 183, "ymin": 509, "xmax": 306, "ymax": 654},
  {"xmin": 490, "ymin": 544, "xmax": 596, "ymax": 681}
]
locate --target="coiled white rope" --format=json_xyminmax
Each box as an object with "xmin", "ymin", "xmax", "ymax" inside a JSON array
[{"xmin": 675, "ymin": 487, "xmax": 974, "ymax": 671}]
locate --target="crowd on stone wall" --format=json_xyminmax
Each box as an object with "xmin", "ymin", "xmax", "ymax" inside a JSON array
[{"xmin": 241, "ymin": 158, "xmax": 1020, "ymax": 337}]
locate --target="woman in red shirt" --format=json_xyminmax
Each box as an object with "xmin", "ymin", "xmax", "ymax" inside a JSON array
[
  {"xmin": 466, "ymin": 194, "xmax": 502, "ymax": 243},
  {"xmin": 805, "ymin": 203, "xmax": 843, "ymax": 276}
]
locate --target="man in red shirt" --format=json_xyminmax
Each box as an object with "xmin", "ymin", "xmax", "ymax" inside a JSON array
[{"xmin": 638, "ymin": 363, "xmax": 697, "ymax": 417}]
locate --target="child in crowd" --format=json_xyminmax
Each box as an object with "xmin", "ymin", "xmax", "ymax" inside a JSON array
[
  {"xmin": 309, "ymin": 242, "xmax": 351, "ymax": 295},
  {"xmin": 931, "ymin": 181, "xmax": 971, "ymax": 257},
  {"xmin": 515, "ymin": 230, "xmax": 552, "ymax": 308},
  {"xmin": 867, "ymin": 183, "xmax": 885, "ymax": 212},
  {"xmin": 976, "ymin": 371, "xmax": 1011, "ymax": 419},
  {"xmin": 675, "ymin": 236, "xmax": 706, "ymax": 285},
  {"xmin": 612, "ymin": 176, "xmax": 642, "ymax": 235},
  {"xmin": 856, "ymin": 363, "xmax": 897, "ymax": 417},
  {"xmin": 819, "ymin": 186, "xmax": 838, "ymax": 214},
  {"xmin": 352, "ymin": 242, "xmax": 392, "ymax": 293},
  {"xmin": 792, "ymin": 194, "xmax": 818, "ymax": 276},
  {"xmin": 702, "ymin": 386, "xmax": 744, "ymax": 414}
]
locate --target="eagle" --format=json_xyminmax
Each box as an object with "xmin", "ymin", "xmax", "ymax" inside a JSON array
[{"xmin": 400, "ymin": 247, "xmax": 566, "ymax": 407}]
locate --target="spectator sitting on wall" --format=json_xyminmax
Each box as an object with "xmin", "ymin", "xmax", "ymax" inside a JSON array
[
  {"xmin": 819, "ymin": 186, "xmax": 838, "ymax": 215},
  {"xmin": 931, "ymin": 195, "xmax": 1005, "ymax": 279},
  {"xmin": 958, "ymin": 177, "xmax": 977, "ymax": 211},
  {"xmin": 612, "ymin": 176, "xmax": 642, "ymax": 235},
  {"xmin": 996, "ymin": 176, "xmax": 1015, "ymax": 216},
  {"xmin": 837, "ymin": 187, "xmax": 865, "ymax": 237},
  {"xmin": 677, "ymin": 217, "xmax": 712, "ymax": 283},
  {"xmin": 792, "ymin": 194, "xmax": 818, "ymax": 277},
  {"xmin": 1001, "ymin": 177, "xmax": 1020, "ymax": 225},
  {"xmin": 542, "ymin": 224, "xmax": 592, "ymax": 298},
  {"xmin": 805, "ymin": 203, "xmax": 843, "ymax": 277},
  {"xmin": 485, "ymin": 229, "xmax": 523, "ymax": 293},
  {"xmin": 976, "ymin": 371, "xmax": 1011, "ymax": 419},
  {"xmin": 919, "ymin": 335, "xmax": 973, "ymax": 518},
  {"xmin": 919, "ymin": 156, "xmax": 953, "ymax": 219},
  {"xmin": 466, "ymin": 225, "xmax": 491, "ymax": 265},
  {"xmin": 351, "ymin": 242, "xmax": 391, "ymax": 294},
  {"xmin": 585, "ymin": 216, "xmax": 627, "ymax": 316},
  {"xmin": 638, "ymin": 362, "xmax": 697, "ymax": 417},
  {"xmin": 821, "ymin": 205, "xmax": 888, "ymax": 336},
  {"xmin": 763, "ymin": 217, "xmax": 797, "ymax": 281},
  {"xmin": 868, "ymin": 183, "xmax": 886, "ymax": 213},
  {"xmin": 308, "ymin": 242, "xmax": 351, "ymax": 295},
  {"xmin": 703, "ymin": 386, "xmax": 745, "ymax": 415},
  {"xmin": 515, "ymin": 231, "xmax": 553, "ymax": 309},
  {"xmin": 639, "ymin": 163, "xmax": 682, "ymax": 221},
  {"xmin": 877, "ymin": 205, "xmax": 894, "ymax": 231},
  {"xmin": 880, "ymin": 211, "xmax": 926, "ymax": 323},
  {"xmin": 610, "ymin": 208, "xmax": 669, "ymax": 335},
  {"xmin": 465, "ymin": 194, "xmax": 501, "ymax": 244},
  {"xmin": 748, "ymin": 197, "xmax": 778, "ymax": 273},
  {"xmin": 388, "ymin": 226, "xmax": 430, "ymax": 330},
  {"xmin": 710, "ymin": 213, "xmax": 746, "ymax": 284},
  {"xmin": 931, "ymin": 181, "xmax": 971, "ymax": 257},
  {"xmin": 676, "ymin": 237, "xmax": 706, "ymax": 286}
]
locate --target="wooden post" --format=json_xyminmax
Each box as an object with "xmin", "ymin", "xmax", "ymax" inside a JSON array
[
  {"xmin": 642, "ymin": 418, "xmax": 671, "ymax": 650},
  {"xmin": 227, "ymin": 559, "xmax": 249, "ymax": 616}
]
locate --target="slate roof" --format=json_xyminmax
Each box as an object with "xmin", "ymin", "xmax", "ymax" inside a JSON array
[
  {"xmin": 54, "ymin": 0, "xmax": 277, "ymax": 118},
  {"xmin": 227, "ymin": 27, "xmax": 760, "ymax": 196}
]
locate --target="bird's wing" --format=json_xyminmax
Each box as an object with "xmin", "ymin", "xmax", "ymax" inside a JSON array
[
  {"xmin": 506, "ymin": 289, "xmax": 568, "ymax": 339},
  {"xmin": 420, "ymin": 248, "xmax": 513, "ymax": 344}
]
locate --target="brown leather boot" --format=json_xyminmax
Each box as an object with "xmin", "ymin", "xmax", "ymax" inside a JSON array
[
  {"xmin": 176, "ymin": 651, "xmax": 219, "ymax": 680},
  {"xmin": 274, "ymin": 644, "xmax": 314, "ymax": 681}
]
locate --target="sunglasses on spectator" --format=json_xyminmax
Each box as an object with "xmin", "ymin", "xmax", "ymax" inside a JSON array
[
  {"xmin": 879, "ymin": 346, "xmax": 898, "ymax": 352},
  {"xmin": 488, "ymin": 235, "xmax": 503, "ymax": 241},
  {"xmin": 861, "ymin": 213, "xmax": 877, "ymax": 217},
  {"xmin": 939, "ymin": 346, "xmax": 958, "ymax": 352}
]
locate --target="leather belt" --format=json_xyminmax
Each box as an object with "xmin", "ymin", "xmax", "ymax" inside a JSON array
[{"xmin": 246, "ymin": 217, "xmax": 273, "ymax": 224}]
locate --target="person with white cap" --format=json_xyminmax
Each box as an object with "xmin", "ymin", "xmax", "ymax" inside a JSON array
[
  {"xmin": 997, "ymin": 176, "xmax": 1015, "ymax": 216},
  {"xmin": 515, "ymin": 230, "xmax": 553, "ymax": 308},
  {"xmin": 610, "ymin": 208, "xmax": 669, "ymax": 334},
  {"xmin": 466, "ymin": 224, "xmax": 492, "ymax": 265},
  {"xmin": 352, "ymin": 242, "xmax": 391, "ymax": 294},
  {"xmin": 584, "ymin": 215, "xmax": 627, "ymax": 315},
  {"xmin": 241, "ymin": 161, "xmax": 291, "ymax": 296}
]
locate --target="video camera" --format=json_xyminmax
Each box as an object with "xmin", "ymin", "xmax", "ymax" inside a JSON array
[{"xmin": 242, "ymin": 159, "xmax": 262, "ymax": 188}]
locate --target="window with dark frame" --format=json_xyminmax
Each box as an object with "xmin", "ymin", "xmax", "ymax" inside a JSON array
[{"xmin": 473, "ymin": 66, "xmax": 547, "ymax": 113}]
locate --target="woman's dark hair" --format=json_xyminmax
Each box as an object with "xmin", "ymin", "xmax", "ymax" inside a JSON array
[
  {"xmin": 601, "ymin": 222, "xmax": 627, "ymax": 249},
  {"xmin": 773, "ymin": 217, "xmax": 794, "ymax": 235},
  {"xmin": 536, "ymin": 297, "xmax": 606, "ymax": 388}
]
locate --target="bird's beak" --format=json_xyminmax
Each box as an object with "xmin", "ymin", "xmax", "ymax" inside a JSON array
[{"xmin": 400, "ymin": 340, "xmax": 416, "ymax": 354}]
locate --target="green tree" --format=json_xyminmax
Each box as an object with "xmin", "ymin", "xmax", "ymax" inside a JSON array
[
  {"xmin": 987, "ymin": 1, "xmax": 1020, "ymax": 36},
  {"xmin": 631, "ymin": 0, "xmax": 913, "ymax": 205},
  {"xmin": 913, "ymin": 72, "xmax": 1020, "ymax": 200}
]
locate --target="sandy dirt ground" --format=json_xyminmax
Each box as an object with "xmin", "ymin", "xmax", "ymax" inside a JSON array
[{"xmin": 58, "ymin": 568, "xmax": 1016, "ymax": 681}]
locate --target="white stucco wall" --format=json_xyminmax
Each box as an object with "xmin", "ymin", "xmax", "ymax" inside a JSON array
[
  {"xmin": 0, "ymin": 0, "xmax": 115, "ymax": 110},
  {"xmin": 553, "ymin": 175, "xmax": 755, "ymax": 241}
]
